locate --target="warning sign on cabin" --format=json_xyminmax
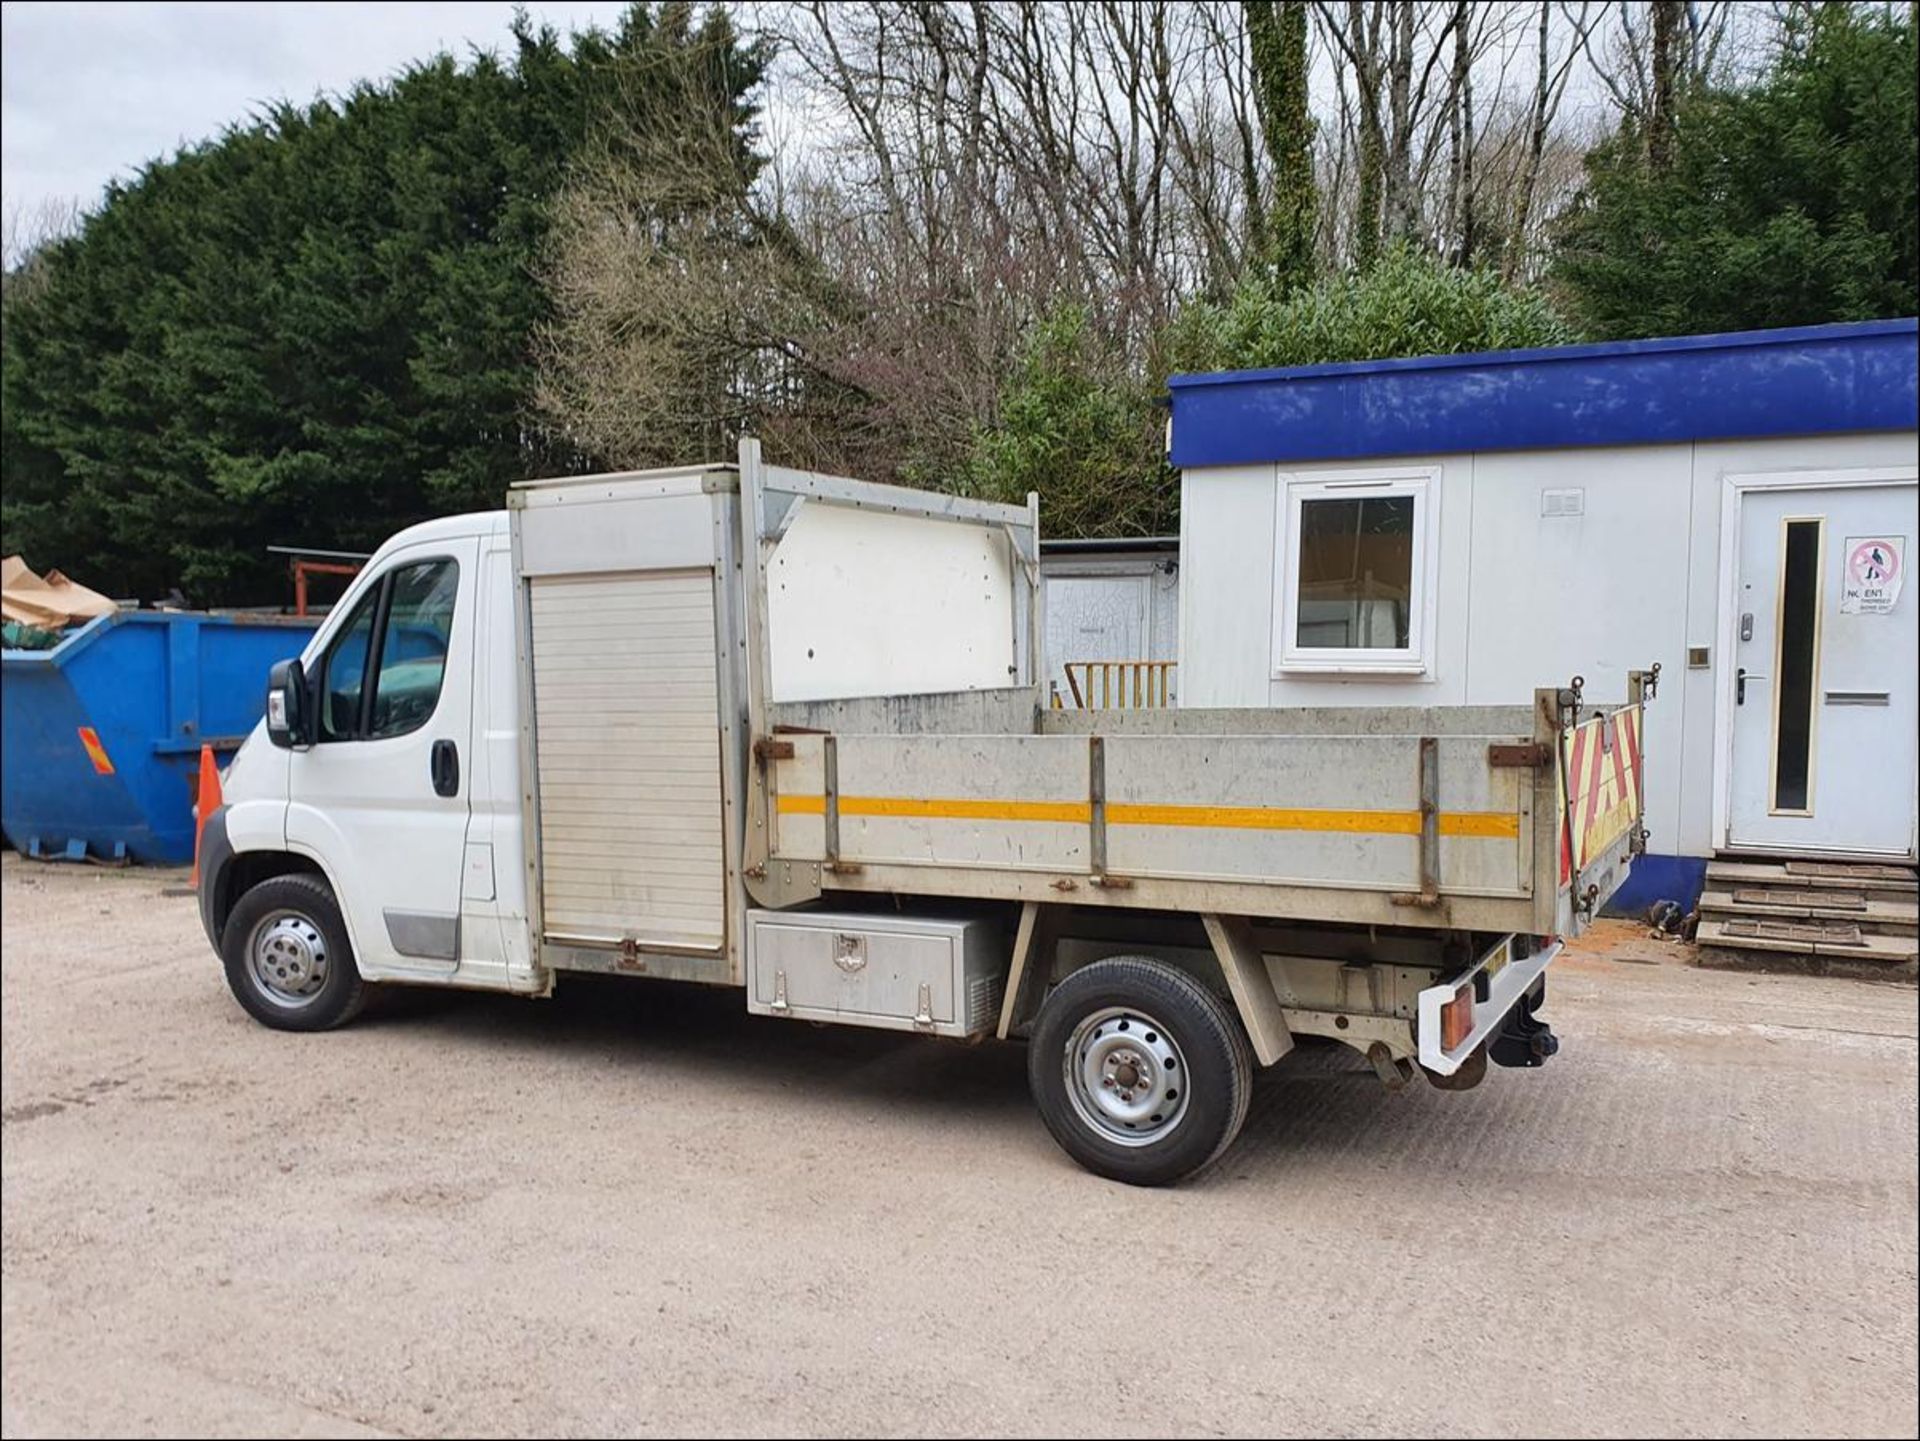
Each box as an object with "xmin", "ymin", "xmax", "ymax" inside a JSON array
[{"xmin": 1841, "ymin": 536, "xmax": 1904, "ymax": 614}]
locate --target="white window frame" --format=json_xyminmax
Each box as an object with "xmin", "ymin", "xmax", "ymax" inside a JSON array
[{"xmin": 1272, "ymin": 465, "xmax": 1439, "ymax": 676}]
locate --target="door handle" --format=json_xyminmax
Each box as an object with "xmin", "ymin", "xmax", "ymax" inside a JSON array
[
  {"xmin": 430, "ymin": 739, "xmax": 459, "ymax": 797},
  {"xmin": 1736, "ymin": 668, "xmax": 1745, "ymax": 706}
]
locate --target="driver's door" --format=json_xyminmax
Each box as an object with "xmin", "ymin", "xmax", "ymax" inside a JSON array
[{"xmin": 287, "ymin": 539, "xmax": 478, "ymax": 976}]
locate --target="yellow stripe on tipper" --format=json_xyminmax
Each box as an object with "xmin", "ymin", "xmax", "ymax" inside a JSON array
[
  {"xmin": 1437, "ymin": 812, "xmax": 1523, "ymax": 839},
  {"xmin": 1108, "ymin": 802, "xmax": 1518, "ymax": 838},
  {"xmin": 776, "ymin": 793, "xmax": 1519, "ymax": 838},
  {"xmin": 76, "ymin": 726, "xmax": 114, "ymax": 776},
  {"xmin": 777, "ymin": 794, "xmax": 1091, "ymax": 824}
]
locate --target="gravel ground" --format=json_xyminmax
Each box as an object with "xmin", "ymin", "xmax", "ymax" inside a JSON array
[{"xmin": 2, "ymin": 852, "xmax": 1916, "ymax": 1439}]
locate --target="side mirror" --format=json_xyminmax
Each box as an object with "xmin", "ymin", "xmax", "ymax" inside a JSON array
[{"xmin": 265, "ymin": 657, "xmax": 311, "ymax": 749}]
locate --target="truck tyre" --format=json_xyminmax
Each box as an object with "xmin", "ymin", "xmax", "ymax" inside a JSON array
[
  {"xmin": 1028, "ymin": 956, "xmax": 1253, "ymax": 1186},
  {"xmin": 220, "ymin": 874, "xmax": 368, "ymax": 1032}
]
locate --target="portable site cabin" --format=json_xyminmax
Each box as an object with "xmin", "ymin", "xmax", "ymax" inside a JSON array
[
  {"xmin": 1167, "ymin": 319, "xmax": 1920, "ymax": 915},
  {"xmin": 1039, "ymin": 536, "xmax": 1180, "ymax": 709}
]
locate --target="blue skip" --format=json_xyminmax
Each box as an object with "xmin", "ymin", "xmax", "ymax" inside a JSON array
[{"xmin": 2, "ymin": 610, "xmax": 318, "ymax": 865}]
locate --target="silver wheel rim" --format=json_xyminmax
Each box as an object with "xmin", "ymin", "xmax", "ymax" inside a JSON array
[
  {"xmin": 1063, "ymin": 1005, "xmax": 1191, "ymax": 1147},
  {"xmin": 247, "ymin": 910, "xmax": 330, "ymax": 1009}
]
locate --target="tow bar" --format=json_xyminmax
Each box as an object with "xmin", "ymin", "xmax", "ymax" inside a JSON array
[{"xmin": 1490, "ymin": 979, "xmax": 1559, "ymax": 1068}]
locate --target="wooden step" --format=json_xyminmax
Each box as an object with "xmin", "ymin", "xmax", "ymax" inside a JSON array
[
  {"xmin": 1784, "ymin": 859, "xmax": 1916, "ymax": 883},
  {"xmin": 1728, "ymin": 917, "xmax": 1866, "ymax": 946},
  {"xmin": 1735, "ymin": 886, "xmax": 1868, "ymax": 910},
  {"xmin": 1707, "ymin": 859, "xmax": 1919, "ymax": 901},
  {"xmin": 1697, "ymin": 887, "xmax": 1918, "ymax": 930},
  {"xmin": 1696, "ymin": 918, "xmax": 1918, "ymax": 963}
]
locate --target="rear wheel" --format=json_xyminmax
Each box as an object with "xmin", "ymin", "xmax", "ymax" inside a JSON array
[
  {"xmin": 221, "ymin": 874, "xmax": 368, "ymax": 1031},
  {"xmin": 1027, "ymin": 956, "xmax": 1253, "ymax": 1186}
]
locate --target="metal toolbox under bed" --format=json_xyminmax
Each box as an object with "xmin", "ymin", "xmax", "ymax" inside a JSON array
[{"xmin": 746, "ymin": 910, "xmax": 1005, "ymax": 1038}]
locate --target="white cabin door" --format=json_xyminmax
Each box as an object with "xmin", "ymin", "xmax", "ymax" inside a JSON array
[
  {"xmin": 1728, "ymin": 481, "xmax": 1918, "ymax": 856},
  {"xmin": 1044, "ymin": 574, "xmax": 1150, "ymax": 706},
  {"xmin": 286, "ymin": 539, "xmax": 479, "ymax": 973}
]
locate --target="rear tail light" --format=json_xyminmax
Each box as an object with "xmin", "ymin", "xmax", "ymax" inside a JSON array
[{"xmin": 1440, "ymin": 984, "xmax": 1475, "ymax": 1051}]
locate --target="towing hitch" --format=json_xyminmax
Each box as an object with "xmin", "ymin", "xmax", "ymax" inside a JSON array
[{"xmin": 1490, "ymin": 980, "xmax": 1559, "ymax": 1068}]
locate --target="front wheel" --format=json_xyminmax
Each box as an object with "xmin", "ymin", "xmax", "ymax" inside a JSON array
[
  {"xmin": 1027, "ymin": 956, "xmax": 1253, "ymax": 1186},
  {"xmin": 221, "ymin": 874, "xmax": 368, "ymax": 1031}
]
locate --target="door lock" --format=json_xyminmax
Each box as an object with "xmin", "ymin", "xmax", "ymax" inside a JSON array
[{"xmin": 1740, "ymin": 612, "xmax": 1754, "ymax": 642}]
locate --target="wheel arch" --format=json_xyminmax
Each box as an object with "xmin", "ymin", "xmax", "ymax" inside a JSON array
[
  {"xmin": 210, "ymin": 848, "xmax": 330, "ymax": 946},
  {"xmin": 997, "ymin": 903, "xmax": 1233, "ymax": 1040}
]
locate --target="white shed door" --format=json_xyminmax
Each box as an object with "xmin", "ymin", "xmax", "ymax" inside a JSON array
[
  {"xmin": 1729, "ymin": 482, "xmax": 1918, "ymax": 856},
  {"xmin": 1044, "ymin": 574, "xmax": 1150, "ymax": 703},
  {"xmin": 530, "ymin": 570, "xmax": 726, "ymax": 949}
]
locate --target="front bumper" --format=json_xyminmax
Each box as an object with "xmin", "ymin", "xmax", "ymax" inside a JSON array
[{"xmin": 1416, "ymin": 935, "xmax": 1560, "ymax": 1077}]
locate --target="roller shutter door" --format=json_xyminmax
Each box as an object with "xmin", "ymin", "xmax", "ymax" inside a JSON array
[{"xmin": 529, "ymin": 570, "xmax": 725, "ymax": 950}]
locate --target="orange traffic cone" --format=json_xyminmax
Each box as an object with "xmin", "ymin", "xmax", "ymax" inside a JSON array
[{"xmin": 191, "ymin": 744, "xmax": 222, "ymax": 890}]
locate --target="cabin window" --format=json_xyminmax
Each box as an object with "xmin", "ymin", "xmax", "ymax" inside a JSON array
[
  {"xmin": 1274, "ymin": 468, "xmax": 1437, "ymax": 675},
  {"xmin": 313, "ymin": 556, "xmax": 459, "ymax": 742}
]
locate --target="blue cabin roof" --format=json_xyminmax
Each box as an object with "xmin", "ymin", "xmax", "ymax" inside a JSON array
[{"xmin": 1166, "ymin": 318, "xmax": 1919, "ymax": 469}]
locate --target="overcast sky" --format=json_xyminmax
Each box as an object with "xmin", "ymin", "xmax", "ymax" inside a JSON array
[
  {"xmin": 2, "ymin": 1, "xmax": 1780, "ymax": 267},
  {"xmin": 2, "ymin": 1, "xmax": 631, "ymax": 236}
]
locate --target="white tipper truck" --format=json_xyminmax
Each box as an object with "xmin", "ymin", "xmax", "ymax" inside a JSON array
[{"xmin": 198, "ymin": 440, "xmax": 1655, "ymax": 1185}]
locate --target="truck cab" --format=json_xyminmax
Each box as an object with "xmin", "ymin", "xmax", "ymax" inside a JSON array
[{"xmin": 200, "ymin": 510, "xmax": 542, "ymax": 1014}]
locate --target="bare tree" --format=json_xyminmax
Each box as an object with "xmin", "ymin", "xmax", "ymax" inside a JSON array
[
  {"xmin": 1445, "ymin": 0, "xmax": 1476, "ymax": 264},
  {"xmin": 1570, "ymin": 0, "xmax": 1750, "ymax": 135},
  {"xmin": 1504, "ymin": 1, "xmax": 1592, "ymax": 279},
  {"xmin": 1313, "ymin": 2, "xmax": 1471, "ymax": 264},
  {"xmin": 1, "ymin": 196, "xmax": 82, "ymax": 310},
  {"xmin": 763, "ymin": 1, "xmax": 1269, "ymax": 472},
  {"xmin": 1316, "ymin": 1, "xmax": 1387, "ymax": 264},
  {"xmin": 535, "ymin": 1, "xmax": 1637, "ymax": 490},
  {"xmin": 535, "ymin": 46, "xmax": 862, "ymax": 474}
]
